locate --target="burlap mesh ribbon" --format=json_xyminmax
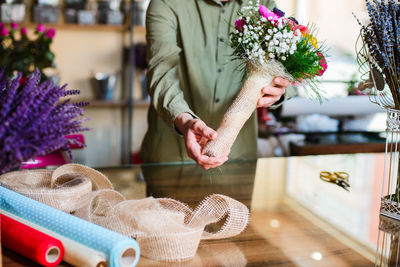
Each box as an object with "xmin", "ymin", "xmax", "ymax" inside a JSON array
[
  {"xmin": 203, "ymin": 60, "xmax": 293, "ymax": 157},
  {"xmin": 0, "ymin": 164, "xmax": 250, "ymax": 262}
]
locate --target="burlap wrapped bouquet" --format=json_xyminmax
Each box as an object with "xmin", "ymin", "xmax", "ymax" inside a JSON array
[{"xmin": 203, "ymin": 1, "xmax": 327, "ymax": 158}]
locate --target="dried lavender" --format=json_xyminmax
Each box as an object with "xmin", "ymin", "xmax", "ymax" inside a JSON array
[
  {"xmin": 358, "ymin": 0, "xmax": 400, "ymax": 108},
  {"xmin": 0, "ymin": 68, "xmax": 89, "ymax": 174}
]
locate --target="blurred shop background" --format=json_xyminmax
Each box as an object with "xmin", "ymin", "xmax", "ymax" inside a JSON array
[{"xmin": 1, "ymin": 0, "xmax": 380, "ymax": 166}]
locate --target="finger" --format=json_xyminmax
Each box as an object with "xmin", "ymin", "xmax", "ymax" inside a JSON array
[
  {"xmin": 273, "ymin": 77, "xmax": 291, "ymax": 87},
  {"xmin": 257, "ymin": 95, "xmax": 282, "ymax": 108},
  {"xmin": 199, "ymin": 160, "xmax": 225, "ymax": 170},
  {"xmin": 261, "ymin": 86, "xmax": 286, "ymax": 97},
  {"xmin": 186, "ymin": 130, "xmax": 202, "ymax": 160},
  {"xmin": 199, "ymin": 136, "xmax": 208, "ymax": 147},
  {"xmin": 197, "ymin": 154, "xmax": 226, "ymax": 166},
  {"xmin": 200, "ymin": 156, "xmax": 229, "ymax": 170},
  {"xmin": 191, "ymin": 120, "xmax": 217, "ymax": 139}
]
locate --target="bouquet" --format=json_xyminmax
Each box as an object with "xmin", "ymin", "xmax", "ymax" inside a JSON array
[
  {"xmin": 203, "ymin": 1, "xmax": 327, "ymax": 158},
  {"xmin": 0, "ymin": 68, "xmax": 88, "ymax": 174},
  {"xmin": 0, "ymin": 23, "xmax": 56, "ymax": 81},
  {"xmin": 355, "ymin": 0, "xmax": 400, "ymax": 109}
]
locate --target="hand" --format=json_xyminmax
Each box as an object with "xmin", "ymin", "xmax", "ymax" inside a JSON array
[
  {"xmin": 256, "ymin": 77, "xmax": 291, "ymax": 108},
  {"xmin": 175, "ymin": 113, "xmax": 229, "ymax": 170}
]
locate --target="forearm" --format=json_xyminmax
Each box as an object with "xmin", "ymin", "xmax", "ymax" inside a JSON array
[{"xmin": 146, "ymin": 0, "xmax": 196, "ymax": 129}]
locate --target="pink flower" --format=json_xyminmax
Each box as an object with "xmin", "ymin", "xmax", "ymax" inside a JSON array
[
  {"xmin": 298, "ymin": 25, "xmax": 309, "ymax": 35},
  {"xmin": 0, "ymin": 27, "xmax": 8, "ymax": 37},
  {"xmin": 36, "ymin": 24, "xmax": 45, "ymax": 33},
  {"xmin": 259, "ymin": 5, "xmax": 279, "ymax": 21},
  {"xmin": 20, "ymin": 27, "xmax": 27, "ymax": 36},
  {"xmin": 288, "ymin": 20, "xmax": 309, "ymax": 36},
  {"xmin": 235, "ymin": 18, "xmax": 246, "ymax": 31},
  {"xmin": 45, "ymin": 28, "xmax": 56, "ymax": 39},
  {"xmin": 0, "ymin": 22, "xmax": 3, "ymax": 29},
  {"xmin": 11, "ymin": 22, "xmax": 18, "ymax": 29},
  {"xmin": 316, "ymin": 52, "xmax": 327, "ymax": 76}
]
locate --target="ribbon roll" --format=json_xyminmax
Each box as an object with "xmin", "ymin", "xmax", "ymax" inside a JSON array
[
  {"xmin": 0, "ymin": 186, "xmax": 140, "ymax": 267},
  {"xmin": 1, "ymin": 214, "xmax": 64, "ymax": 267}
]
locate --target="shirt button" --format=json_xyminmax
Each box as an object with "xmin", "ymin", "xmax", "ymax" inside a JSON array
[
  {"xmin": 217, "ymin": 68, "xmax": 222, "ymax": 73},
  {"xmin": 221, "ymin": 9, "xmax": 225, "ymax": 13},
  {"xmin": 215, "ymin": 98, "xmax": 220, "ymax": 103},
  {"xmin": 219, "ymin": 37, "xmax": 224, "ymax": 42}
]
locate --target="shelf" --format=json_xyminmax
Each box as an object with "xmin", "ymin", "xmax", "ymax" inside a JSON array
[
  {"xmin": 5, "ymin": 22, "xmax": 145, "ymax": 33},
  {"xmin": 72, "ymin": 99, "xmax": 149, "ymax": 108},
  {"xmin": 75, "ymin": 99, "xmax": 128, "ymax": 108},
  {"xmin": 134, "ymin": 99, "xmax": 150, "ymax": 108}
]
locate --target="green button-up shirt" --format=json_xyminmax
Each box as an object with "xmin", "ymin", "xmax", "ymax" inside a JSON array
[{"xmin": 141, "ymin": 0, "xmax": 275, "ymax": 163}]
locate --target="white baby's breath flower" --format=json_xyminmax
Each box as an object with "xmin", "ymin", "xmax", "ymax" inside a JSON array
[
  {"xmin": 282, "ymin": 56, "xmax": 286, "ymax": 60},
  {"xmin": 289, "ymin": 50, "xmax": 294, "ymax": 54},
  {"xmin": 269, "ymin": 53, "xmax": 275, "ymax": 59},
  {"xmin": 261, "ymin": 17, "xmax": 267, "ymax": 22},
  {"xmin": 273, "ymin": 28, "xmax": 278, "ymax": 33}
]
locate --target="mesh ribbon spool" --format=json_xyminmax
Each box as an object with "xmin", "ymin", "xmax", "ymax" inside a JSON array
[{"xmin": 0, "ymin": 164, "xmax": 250, "ymax": 262}]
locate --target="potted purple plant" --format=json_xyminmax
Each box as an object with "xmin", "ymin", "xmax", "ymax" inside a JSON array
[{"xmin": 0, "ymin": 68, "xmax": 89, "ymax": 174}]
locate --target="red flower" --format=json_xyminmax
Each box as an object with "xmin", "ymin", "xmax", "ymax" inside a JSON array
[
  {"xmin": 0, "ymin": 27, "xmax": 8, "ymax": 37},
  {"xmin": 11, "ymin": 22, "xmax": 18, "ymax": 30},
  {"xmin": 45, "ymin": 28, "xmax": 56, "ymax": 39},
  {"xmin": 20, "ymin": 27, "xmax": 27, "ymax": 36},
  {"xmin": 235, "ymin": 18, "xmax": 246, "ymax": 31},
  {"xmin": 297, "ymin": 25, "xmax": 309, "ymax": 35},
  {"xmin": 36, "ymin": 24, "xmax": 45, "ymax": 33},
  {"xmin": 316, "ymin": 52, "xmax": 327, "ymax": 76}
]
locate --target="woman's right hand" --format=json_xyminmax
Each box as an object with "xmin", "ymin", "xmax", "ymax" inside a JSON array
[{"xmin": 175, "ymin": 113, "xmax": 229, "ymax": 170}]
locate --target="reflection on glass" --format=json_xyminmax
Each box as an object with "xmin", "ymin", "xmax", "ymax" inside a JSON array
[{"xmin": 311, "ymin": 251, "xmax": 323, "ymax": 261}]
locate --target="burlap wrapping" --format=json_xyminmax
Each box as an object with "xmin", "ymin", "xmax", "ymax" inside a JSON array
[
  {"xmin": 203, "ymin": 60, "xmax": 292, "ymax": 157},
  {"xmin": 0, "ymin": 164, "xmax": 250, "ymax": 262}
]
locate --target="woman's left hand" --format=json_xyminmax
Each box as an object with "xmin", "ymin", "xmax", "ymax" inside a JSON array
[{"xmin": 256, "ymin": 77, "xmax": 291, "ymax": 108}]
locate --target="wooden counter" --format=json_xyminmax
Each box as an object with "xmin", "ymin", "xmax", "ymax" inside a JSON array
[{"xmin": 2, "ymin": 155, "xmax": 381, "ymax": 266}]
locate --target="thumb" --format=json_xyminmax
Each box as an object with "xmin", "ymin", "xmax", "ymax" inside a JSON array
[{"xmin": 191, "ymin": 120, "xmax": 217, "ymax": 140}]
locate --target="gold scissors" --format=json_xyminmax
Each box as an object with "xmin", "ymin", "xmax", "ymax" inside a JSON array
[{"xmin": 319, "ymin": 171, "xmax": 350, "ymax": 191}]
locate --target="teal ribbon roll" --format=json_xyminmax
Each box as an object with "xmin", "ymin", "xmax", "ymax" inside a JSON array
[{"xmin": 0, "ymin": 186, "xmax": 140, "ymax": 267}]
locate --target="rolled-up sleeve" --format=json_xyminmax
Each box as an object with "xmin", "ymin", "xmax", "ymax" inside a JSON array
[{"xmin": 145, "ymin": 0, "xmax": 197, "ymax": 129}]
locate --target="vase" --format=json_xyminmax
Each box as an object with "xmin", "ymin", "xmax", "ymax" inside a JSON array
[{"xmin": 21, "ymin": 150, "xmax": 70, "ymax": 169}]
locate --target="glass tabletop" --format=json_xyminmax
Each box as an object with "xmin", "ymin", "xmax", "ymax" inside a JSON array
[
  {"xmin": 97, "ymin": 154, "xmax": 383, "ymax": 266},
  {"xmin": 3, "ymin": 153, "xmax": 387, "ymax": 266}
]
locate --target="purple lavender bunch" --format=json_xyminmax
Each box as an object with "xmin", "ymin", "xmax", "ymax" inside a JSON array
[
  {"xmin": 0, "ymin": 68, "xmax": 89, "ymax": 174},
  {"xmin": 357, "ymin": 0, "xmax": 400, "ymax": 108}
]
